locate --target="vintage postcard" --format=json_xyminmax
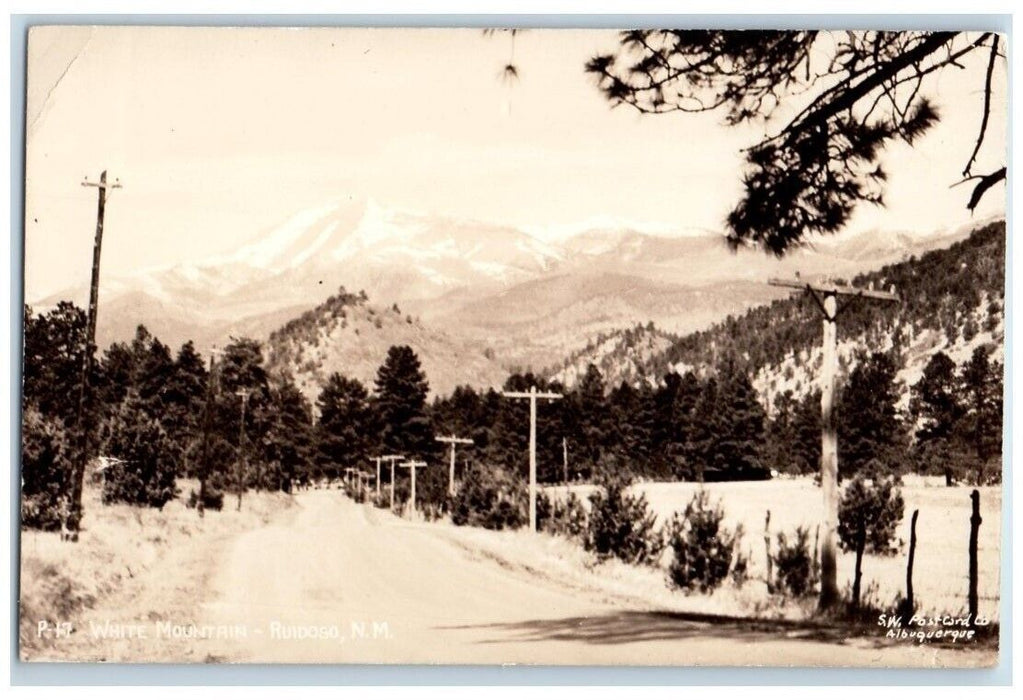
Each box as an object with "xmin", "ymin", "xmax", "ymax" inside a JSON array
[{"xmin": 19, "ymin": 26, "xmax": 1006, "ymax": 667}]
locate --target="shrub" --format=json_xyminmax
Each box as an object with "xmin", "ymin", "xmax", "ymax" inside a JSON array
[
  {"xmin": 450, "ymin": 465, "xmax": 526, "ymax": 531},
  {"xmin": 537, "ymin": 491, "xmax": 588, "ymax": 541},
  {"xmin": 101, "ymin": 395, "xmax": 179, "ymax": 509},
  {"xmin": 20, "ymin": 405, "xmax": 71, "ymax": 530},
  {"xmin": 583, "ymin": 474, "xmax": 664, "ymax": 565},
  {"xmin": 773, "ymin": 526, "xmax": 818, "ymax": 597},
  {"xmin": 186, "ymin": 487, "xmax": 224, "ymax": 512},
  {"xmin": 665, "ymin": 490, "xmax": 742, "ymax": 593},
  {"xmin": 838, "ymin": 466, "xmax": 905, "ymax": 608}
]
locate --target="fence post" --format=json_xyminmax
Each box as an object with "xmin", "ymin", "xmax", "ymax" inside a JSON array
[
  {"xmin": 905, "ymin": 509, "xmax": 919, "ymax": 614},
  {"xmin": 969, "ymin": 489, "xmax": 982, "ymax": 627},
  {"xmin": 764, "ymin": 510, "xmax": 773, "ymax": 593}
]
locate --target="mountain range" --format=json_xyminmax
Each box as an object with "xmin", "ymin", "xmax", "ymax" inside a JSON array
[{"xmin": 32, "ymin": 197, "xmax": 997, "ymax": 380}]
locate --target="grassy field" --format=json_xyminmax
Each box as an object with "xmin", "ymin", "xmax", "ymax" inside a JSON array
[
  {"xmin": 545, "ymin": 475, "xmax": 1002, "ymax": 621},
  {"xmin": 19, "ymin": 479, "xmax": 294, "ymax": 661}
]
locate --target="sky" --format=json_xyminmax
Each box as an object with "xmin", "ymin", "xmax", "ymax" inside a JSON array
[{"xmin": 24, "ymin": 26, "xmax": 1007, "ymax": 301}]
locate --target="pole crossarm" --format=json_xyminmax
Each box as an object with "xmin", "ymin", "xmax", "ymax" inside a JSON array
[
  {"xmin": 767, "ymin": 277, "xmax": 899, "ymax": 301},
  {"xmin": 435, "ymin": 435, "xmax": 474, "ymax": 445},
  {"xmin": 502, "ymin": 390, "xmax": 565, "ymax": 400}
]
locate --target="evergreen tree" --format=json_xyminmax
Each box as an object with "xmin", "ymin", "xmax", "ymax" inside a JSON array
[
  {"xmin": 574, "ymin": 364, "xmax": 612, "ymax": 467},
  {"xmin": 20, "ymin": 403, "xmax": 73, "ymax": 530},
  {"xmin": 22, "ymin": 302, "xmax": 92, "ymax": 423},
  {"xmin": 214, "ymin": 338, "xmax": 272, "ymax": 495},
  {"xmin": 265, "ymin": 375, "xmax": 314, "ymax": 491},
  {"xmin": 838, "ymin": 352, "xmax": 904, "ymax": 479},
  {"xmin": 373, "ymin": 345, "xmax": 434, "ymax": 459},
  {"xmin": 910, "ymin": 351, "xmax": 963, "ymax": 443},
  {"xmin": 160, "ymin": 341, "xmax": 208, "ymax": 473},
  {"xmin": 764, "ymin": 390, "xmax": 797, "ymax": 473},
  {"xmin": 792, "ymin": 389, "xmax": 822, "ymax": 475},
  {"xmin": 101, "ymin": 392, "xmax": 179, "ymax": 509},
  {"xmin": 651, "ymin": 371, "xmax": 701, "ymax": 477},
  {"xmin": 956, "ymin": 346, "xmax": 1003, "ymax": 482},
  {"xmin": 609, "ymin": 381, "xmax": 655, "ymax": 473},
  {"xmin": 316, "ymin": 373, "xmax": 374, "ymax": 480},
  {"xmin": 706, "ymin": 363, "xmax": 766, "ymax": 479}
]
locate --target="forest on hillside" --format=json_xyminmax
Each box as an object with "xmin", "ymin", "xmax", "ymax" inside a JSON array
[{"xmin": 646, "ymin": 221, "xmax": 1005, "ymax": 380}]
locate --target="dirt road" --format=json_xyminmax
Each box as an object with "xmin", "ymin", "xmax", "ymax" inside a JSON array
[{"xmin": 201, "ymin": 490, "xmax": 995, "ymax": 667}]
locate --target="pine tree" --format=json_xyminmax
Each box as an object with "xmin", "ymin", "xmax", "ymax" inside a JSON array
[
  {"xmin": 373, "ymin": 345, "xmax": 434, "ymax": 459},
  {"xmin": 265, "ymin": 375, "xmax": 314, "ymax": 491},
  {"xmin": 574, "ymin": 364, "xmax": 611, "ymax": 467},
  {"xmin": 23, "ymin": 302, "xmax": 92, "ymax": 424},
  {"xmin": 956, "ymin": 346, "xmax": 1003, "ymax": 482},
  {"xmin": 792, "ymin": 389, "xmax": 822, "ymax": 475},
  {"xmin": 20, "ymin": 403, "xmax": 73, "ymax": 530},
  {"xmin": 316, "ymin": 373, "xmax": 374, "ymax": 481},
  {"xmin": 838, "ymin": 352, "xmax": 905, "ymax": 479},
  {"xmin": 707, "ymin": 362, "xmax": 766, "ymax": 479},
  {"xmin": 910, "ymin": 352, "xmax": 963, "ymax": 443},
  {"xmin": 764, "ymin": 390, "xmax": 797, "ymax": 473},
  {"xmin": 214, "ymin": 338, "xmax": 272, "ymax": 495},
  {"xmin": 161, "ymin": 341, "xmax": 208, "ymax": 474},
  {"xmin": 101, "ymin": 392, "xmax": 179, "ymax": 509}
]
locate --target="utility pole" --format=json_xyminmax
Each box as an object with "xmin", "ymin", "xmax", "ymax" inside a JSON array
[
  {"xmin": 398, "ymin": 460, "xmax": 428, "ymax": 519},
  {"xmin": 67, "ymin": 170, "xmax": 121, "ymax": 536},
  {"xmin": 502, "ymin": 385, "xmax": 563, "ymax": 533},
  {"xmin": 768, "ymin": 276, "xmax": 898, "ymax": 611},
  {"xmin": 372, "ymin": 456, "xmax": 383, "ymax": 496},
  {"xmin": 234, "ymin": 388, "xmax": 250, "ymax": 511},
  {"xmin": 197, "ymin": 346, "xmax": 223, "ymax": 518},
  {"xmin": 562, "ymin": 437, "xmax": 569, "ymax": 485},
  {"xmin": 435, "ymin": 434, "xmax": 474, "ymax": 496},
  {"xmin": 382, "ymin": 454, "xmax": 405, "ymax": 510}
]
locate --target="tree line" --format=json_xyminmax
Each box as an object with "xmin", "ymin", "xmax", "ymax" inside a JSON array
[{"xmin": 21, "ymin": 288, "xmax": 1002, "ymax": 530}]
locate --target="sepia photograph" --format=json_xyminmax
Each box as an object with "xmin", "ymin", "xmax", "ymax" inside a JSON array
[{"xmin": 17, "ymin": 24, "xmax": 1007, "ymax": 668}]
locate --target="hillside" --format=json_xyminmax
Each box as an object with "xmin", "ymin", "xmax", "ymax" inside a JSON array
[
  {"xmin": 424, "ymin": 273, "xmax": 790, "ymax": 372},
  {"xmin": 644, "ymin": 220, "xmax": 1006, "ymax": 408},
  {"xmin": 546, "ymin": 323, "xmax": 678, "ymax": 388},
  {"xmin": 264, "ymin": 286, "xmax": 508, "ymax": 403}
]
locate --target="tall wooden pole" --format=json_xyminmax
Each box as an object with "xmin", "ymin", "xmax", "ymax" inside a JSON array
[
  {"xmin": 197, "ymin": 347, "xmax": 222, "ymax": 518},
  {"xmin": 819, "ymin": 291, "xmax": 839, "ymax": 609},
  {"xmin": 373, "ymin": 457, "xmax": 382, "ymax": 496},
  {"xmin": 969, "ymin": 489, "xmax": 982, "ymax": 626},
  {"xmin": 502, "ymin": 386, "xmax": 563, "ymax": 533},
  {"xmin": 67, "ymin": 171, "xmax": 121, "ymax": 535},
  {"xmin": 768, "ymin": 277, "xmax": 898, "ymax": 612},
  {"xmin": 381, "ymin": 454, "xmax": 404, "ymax": 510},
  {"xmin": 234, "ymin": 388, "xmax": 250, "ymax": 511},
  {"xmin": 435, "ymin": 435, "xmax": 473, "ymax": 496},
  {"xmin": 399, "ymin": 460, "xmax": 428, "ymax": 519}
]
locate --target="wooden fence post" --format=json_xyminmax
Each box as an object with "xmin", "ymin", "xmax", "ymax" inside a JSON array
[
  {"xmin": 905, "ymin": 509, "xmax": 919, "ymax": 614},
  {"xmin": 764, "ymin": 510, "xmax": 773, "ymax": 592},
  {"xmin": 969, "ymin": 489, "xmax": 982, "ymax": 626}
]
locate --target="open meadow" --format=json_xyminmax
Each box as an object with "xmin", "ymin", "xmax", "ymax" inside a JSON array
[{"xmin": 545, "ymin": 475, "xmax": 1002, "ymax": 621}]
